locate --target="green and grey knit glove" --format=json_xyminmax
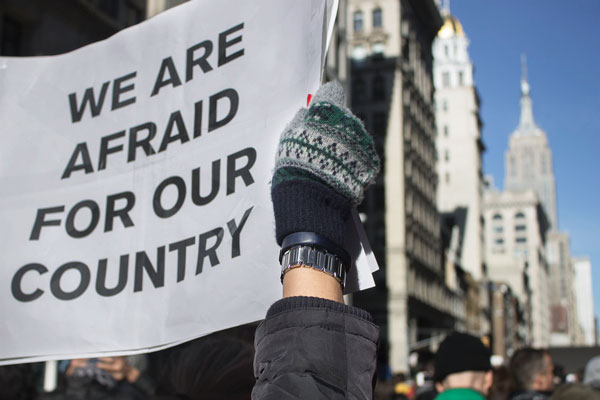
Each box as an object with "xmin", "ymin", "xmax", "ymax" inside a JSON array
[
  {"xmin": 273, "ymin": 82, "xmax": 380, "ymax": 205},
  {"xmin": 271, "ymin": 81, "xmax": 380, "ymax": 247}
]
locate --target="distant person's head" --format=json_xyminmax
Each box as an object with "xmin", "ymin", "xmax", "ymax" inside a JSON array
[
  {"xmin": 509, "ymin": 348, "xmax": 554, "ymax": 392},
  {"xmin": 550, "ymin": 382, "xmax": 600, "ymax": 400},
  {"xmin": 584, "ymin": 356, "xmax": 600, "ymax": 390},
  {"xmin": 488, "ymin": 366, "xmax": 514, "ymax": 400},
  {"xmin": 433, "ymin": 332, "xmax": 492, "ymax": 395}
]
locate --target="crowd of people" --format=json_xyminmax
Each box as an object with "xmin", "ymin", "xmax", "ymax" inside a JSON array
[
  {"xmin": 386, "ymin": 334, "xmax": 600, "ymax": 400},
  {"xmin": 2, "ymin": 82, "xmax": 599, "ymax": 399}
]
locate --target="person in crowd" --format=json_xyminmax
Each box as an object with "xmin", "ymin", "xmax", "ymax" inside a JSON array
[
  {"xmin": 488, "ymin": 366, "xmax": 514, "ymax": 400},
  {"xmin": 431, "ymin": 332, "xmax": 492, "ymax": 400},
  {"xmin": 508, "ymin": 348, "xmax": 554, "ymax": 400},
  {"xmin": 549, "ymin": 382, "xmax": 600, "ymax": 400},
  {"xmin": 251, "ymin": 81, "xmax": 381, "ymax": 398},
  {"xmin": 584, "ymin": 356, "xmax": 600, "ymax": 391},
  {"xmin": 63, "ymin": 355, "xmax": 152, "ymax": 400}
]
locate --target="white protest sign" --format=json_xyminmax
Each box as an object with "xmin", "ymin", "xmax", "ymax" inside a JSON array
[{"xmin": 0, "ymin": 0, "xmax": 376, "ymax": 364}]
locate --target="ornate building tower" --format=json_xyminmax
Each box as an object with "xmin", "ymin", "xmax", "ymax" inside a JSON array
[
  {"xmin": 504, "ymin": 56, "xmax": 558, "ymax": 230},
  {"xmin": 433, "ymin": 11, "xmax": 487, "ymax": 335}
]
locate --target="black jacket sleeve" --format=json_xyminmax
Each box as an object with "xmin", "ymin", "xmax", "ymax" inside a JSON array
[{"xmin": 252, "ymin": 296, "xmax": 379, "ymax": 400}]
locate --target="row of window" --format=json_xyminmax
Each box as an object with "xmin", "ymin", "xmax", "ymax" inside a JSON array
[
  {"xmin": 492, "ymin": 225, "xmax": 527, "ymax": 233},
  {"xmin": 441, "ymin": 70, "xmax": 466, "ymax": 88},
  {"xmin": 493, "ymin": 212, "xmax": 526, "ymax": 220},
  {"xmin": 351, "ymin": 42, "xmax": 385, "ymax": 60},
  {"xmin": 491, "ymin": 211, "xmax": 527, "ymax": 250},
  {"xmin": 353, "ymin": 8, "xmax": 382, "ymax": 33},
  {"xmin": 494, "ymin": 237, "xmax": 527, "ymax": 245}
]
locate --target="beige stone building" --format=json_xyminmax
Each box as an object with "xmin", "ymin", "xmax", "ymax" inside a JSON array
[
  {"xmin": 484, "ymin": 189, "xmax": 550, "ymax": 347},
  {"xmin": 432, "ymin": 11, "xmax": 488, "ymax": 336},
  {"xmin": 546, "ymin": 231, "xmax": 580, "ymax": 346},
  {"xmin": 572, "ymin": 257, "xmax": 597, "ymax": 346}
]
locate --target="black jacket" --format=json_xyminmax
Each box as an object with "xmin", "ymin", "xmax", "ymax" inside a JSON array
[{"xmin": 252, "ymin": 296, "xmax": 379, "ymax": 399}]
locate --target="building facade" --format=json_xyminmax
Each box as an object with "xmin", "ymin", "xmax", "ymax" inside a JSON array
[
  {"xmin": 483, "ymin": 189, "xmax": 550, "ymax": 347},
  {"xmin": 572, "ymin": 257, "xmax": 596, "ymax": 346},
  {"xmin": 432, "ymin": 11, "xmax": 488, "ymax": 335},
  {"xmin": 546, "ymin": 231, "xmax": 579, "ymax": 346},
  {"xmin": 346, "ymin": 0, "xmax": 465, "ymax": 373}
]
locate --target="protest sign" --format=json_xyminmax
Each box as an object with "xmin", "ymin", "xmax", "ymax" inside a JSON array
[{"xmin": 0, "ymin": 0, "xmax": 376, "ymax": 364}]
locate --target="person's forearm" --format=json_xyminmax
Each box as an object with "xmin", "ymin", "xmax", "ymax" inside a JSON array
[{"xmin": 282, "ymin": 267, "xmax": 343, "ymax": 303}]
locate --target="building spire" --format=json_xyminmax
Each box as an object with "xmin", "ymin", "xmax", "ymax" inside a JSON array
[{"xmin": 517, "ymin": 53, "xmax": 538, "ymax": 134}]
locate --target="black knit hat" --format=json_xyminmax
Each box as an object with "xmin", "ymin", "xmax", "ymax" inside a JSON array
[{"xmin": 433, "ymin": 332, "xmax": 491, "ymax": 382}]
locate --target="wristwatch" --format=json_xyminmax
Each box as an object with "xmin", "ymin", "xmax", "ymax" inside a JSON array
[{"xmin": 279, "ymin": 232, "xmax": 350, "ymax": 289}]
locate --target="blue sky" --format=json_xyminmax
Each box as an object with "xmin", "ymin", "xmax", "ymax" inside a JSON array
[{"xmin": 449, "ymin": 0, "xmax": 600, "ymax": 331}]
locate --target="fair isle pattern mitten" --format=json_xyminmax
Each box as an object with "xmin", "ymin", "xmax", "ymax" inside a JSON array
[
  {"xmin": 273, "ymin": 82, "xmax": 380, "ymax": 205},
  {"xmin": 271, "ymin": 82, "xmax": 380, "ymax": 246}
]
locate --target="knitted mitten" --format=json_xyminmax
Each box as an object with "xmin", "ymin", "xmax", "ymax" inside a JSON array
[{"xmin": 271, "ymin": 81, "xmax": 380, "ymax": 248}]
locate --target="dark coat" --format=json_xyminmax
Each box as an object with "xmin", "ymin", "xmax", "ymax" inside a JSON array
[{"xmin": 252, "ymin": 296, "xmax": 379, "ymax": 399}]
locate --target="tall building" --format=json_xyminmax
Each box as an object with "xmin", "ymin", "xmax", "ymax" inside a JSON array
[
  {"xmin": 546, "ymin": 231, "xmax": 579, "ymax": 346},
  {"xmin": 572, "ymin": 257, "xmax": 596, "ymax": 346},
  {"xmin": 432, "ymin": 10, "xmax": 487, "ymax": 335},
  {"xmin": 0, "ymin": 0, "xmax": 145, "ymax": 56},
  {"xmin": 347, "ymin": 0, "xmax": 464, "ymax": 373},
  {"xmin": 483, "ymin": 189, "xmax": 550, "ymax": 347},
  {"xmin": 504, "ymin": 56, "xmax": 558, "ymax": 231}
]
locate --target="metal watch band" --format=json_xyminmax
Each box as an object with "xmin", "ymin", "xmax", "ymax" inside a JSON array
[{"xmin": 280, "ymin": 244, "xmax": 347, "ymax": 288}]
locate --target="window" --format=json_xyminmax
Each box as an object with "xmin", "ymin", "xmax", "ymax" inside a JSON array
[
  {"xmin": 442, "ymin": 72, "xmax": 450, "ymax": 87},
  {"xmin": 445, "ymin": 173, "xmax": 450, "ymax": 183},
  {"xmin": 444, "ymin": 150, "xmax": 449, "ymax": 161},
  {"xmin": 515, "ymin": 225, "xmax": 527, "ymax": 231},
  {"xmin": 352, "ymin": 45, "xmax": 367, "ymax": 60},
  {"xmin": 372, "ymin": 8, "xmax": 383, "ymax": 28},
  {"xmin": 493, "ymin": 226, "xmax": 504, "ymax": 233},
  {"xmin": 444, "ymin": 45, "xmax": 449, "ymax": 57},
  {"xmin": 442, "ymin": 100, "xmax": 448, "ymax": 112},
  {"xmin": 372, "ymin": 76, "xmax": 385, "ymax": 100},
  {"xmin": 495, "ymin": 238, "xmax": 504, "ymax": 245},
  {"xmin": 372, "ymin": 42, "xmax": 385, "ymax": 55},
  {"xmin": 516, "ymin": 237, "xmax": 527, "ymax": 243},
  {"xmin": 443, "ymin": 125, "xmax": 449, "ymax": 137},
  {"xmin": 353, "ymin": 11, "xmax": 364, "ymax": 33},
  {"xmin": 515, "ymin": 212, "xmax": 525, "ymax": 219},
  {"xmin": 458, "ymin": 71, "xmax": 464, "ymax": 85},
  {"xmin": 492, "ymin": 214, "xmax": 503, "ymax": 220}
]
